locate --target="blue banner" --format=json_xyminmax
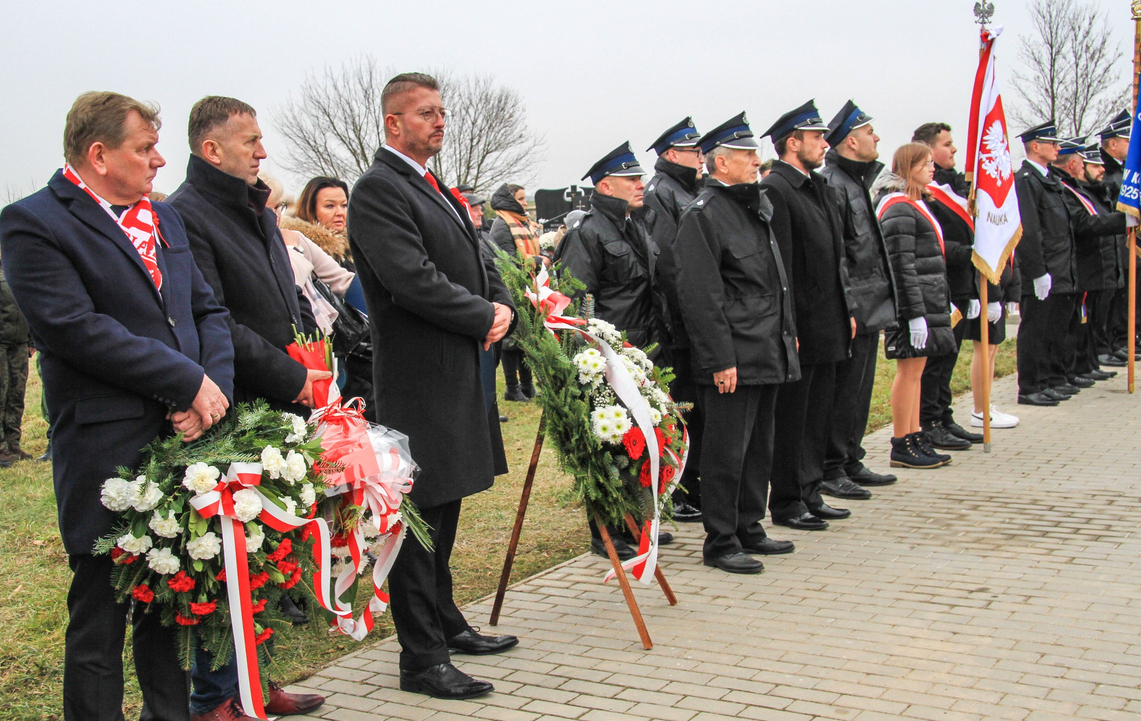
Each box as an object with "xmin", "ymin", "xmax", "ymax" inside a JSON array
[{"xmin": 1116, "ymin": 106, "xmax": 1141, "ymax": 222}]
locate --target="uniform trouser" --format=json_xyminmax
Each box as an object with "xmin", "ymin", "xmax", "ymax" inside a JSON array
[
  {"xmin": 389, "ymin": 498, "xmax": 470, "ymax": 672},
  {"xmin": 64, "ymin": 554, "xmax": 190, "ymax": 721},
  {"xmin": 1046, "ymin": 293, "xmax": 1082, "ymax": 388},
  {"xmin": 1017, "ymin": 292, "xmax": 1074, "ymax": 394},
  {"xmin": 698, "ymin": 384, "xmax": 778, "ymax": 560},
  {"xmin": 0, "ymin": 342, "xmax": 28, "ymax": 450},
  {"xmin": 823, "ymin": 332, "xmax": 878, "ymax": 481},
  {"xmin": 769, "ymin": 362, "xmax": 836, "ymax": 520},
  {"xmin": 1089, "ymin": 288, "xmax": 1117, "ymax": 357},
  {"xmin": 501, "ymin": 348, "xmax": 532, "ymax": 390},
  {"xmin": 1068, "ymin": 293, "xmax": 1099, "ymax": 376},
  {"xmin": 668, "ymin": 348, "xmax": 702, "ymax": 508},
  {"xmin": 919, "ymin": 302, "xmax": 968, "ymax": 427},
  {"xmin": 1109, "ymin": 274, "xmax": 1141, "ymax": 351}
]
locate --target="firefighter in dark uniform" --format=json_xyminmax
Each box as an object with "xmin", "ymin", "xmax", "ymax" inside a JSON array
[
  {"xmin": 760, "ymin": 100, "xmax": 857, "ymax": 531},
  {"xmin": 674, "ymin": 112, "xmax": 798, "ymax": 574},
  {"xmin": 1080, "ymin": 143, "xmax": 1127, "ymax": 372},
  {"xmin": 555, "ymin": 141, "xmax": 672, "ymax": 560},
  {"xmin": 1099, "ymin": 111, "xmax": 1135, "ymax": 364},
  {"xmin": 644, "ymin": 117, "xmax": 705, "ymax": 523}
]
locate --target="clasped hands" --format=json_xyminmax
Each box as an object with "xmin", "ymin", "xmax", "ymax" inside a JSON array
[
  {"xmin": 483, "ymin": 302, "xmax": 512, "ymax": 351},
  {"xmin": 168, "ymin": 374, "xmax": 230, "ymax": 442}
]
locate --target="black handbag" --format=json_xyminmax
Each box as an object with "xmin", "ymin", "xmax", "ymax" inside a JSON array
[{"xmin": 310, "ymin": 278, "xmax": 372, "ymax": 360}]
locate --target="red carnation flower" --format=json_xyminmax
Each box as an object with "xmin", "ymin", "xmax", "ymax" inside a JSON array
[
  {"xmin": 299, "ymin": 526, "xmax": 313, "ymax": 543},
  {"xmin": 248, "ymin": 572, "xmax": 270, "ymax": 590},
  {"xmin": 267, "ymin": 538, "xmax": 292, "ymax": 562},
  {"xmin": 131, "ymin": 584, "xmax": 154, "ymax": 603},
  {"xmin": 174, "ymin": 612, "xmax": 199, "ymax": 626},
  {"xmin": 276, "ymin": 559, "xmax": 297, "ymax": 576},
  {"xmin": 330, "ymin": 533, "xmax": 348, "ymax": 548},
  {"xmin": 254, "ymin": 627, "xmax": 274, "ymax": 645},
  {"xmin": 639, "ymin": 460, "xmax": 652, "ymax": 488},
  {"xmin": 111, "ymin": 547, "xmax": 138, "ymax": 565},
  {"xmin": 215, "ymin": 569, "xmax": 226, "ymax": 582},
  {"xmin": 167, "ymin": 571, "xmax": 195, "ymax": 593},
  {"xmin": 189, "ymin": 601, "xmax": 217, "ymax": 616},
  {"xmin": 654, "ymin": 428, "xmax": 668, "ymax": 456},
  {"xmin": 659, "ymin": 464, "xmax": 676, "ymax": 494},
  {"xmin": 622, "ymin": 427, "xmax": 646, "ymax": 460},
  {"xmin": 279, "ymin": 567, "xmax": 303, "ymax": 590},
  {"xmin": 251, "ymin": 598, "xmax": 267, "ymax": 614}
]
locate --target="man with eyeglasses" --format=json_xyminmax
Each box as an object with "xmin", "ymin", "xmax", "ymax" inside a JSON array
[{"xmin": 347, "ymin": 72, "xmax": 518, "ymax": 701}]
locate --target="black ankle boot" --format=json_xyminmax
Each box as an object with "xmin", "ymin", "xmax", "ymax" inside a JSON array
[
  {"xmin": 915, "ymin": 430, "xmax": 953, "ymax": 463},
  {"xmin": 890, "ymin": 434, "xmax": 946, "ymax": 469}
]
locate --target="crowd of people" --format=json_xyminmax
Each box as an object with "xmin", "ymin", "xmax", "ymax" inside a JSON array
[{"xmin": 0, "ymin": 71, "xmax": 1134, "ymax": 720}]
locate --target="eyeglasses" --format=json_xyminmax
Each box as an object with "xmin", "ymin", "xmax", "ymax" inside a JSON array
[{"xmin": 392, "ymin": 107, "xmax": 447, "ymax": 122}]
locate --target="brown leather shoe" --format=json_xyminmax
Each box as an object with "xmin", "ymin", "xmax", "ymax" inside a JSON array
[
  {"xmin": 190, "ymin": 699, "xmax": 257, "ymax": 721},
  {"xmin": 264, "ymin": 680, "xmax": 326, "ymax": 715}
]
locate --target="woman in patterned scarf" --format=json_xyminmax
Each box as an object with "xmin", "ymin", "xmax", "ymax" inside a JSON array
[{"xmin": 489, "ymin": 183, "xmax": 542, "ymax": 402}]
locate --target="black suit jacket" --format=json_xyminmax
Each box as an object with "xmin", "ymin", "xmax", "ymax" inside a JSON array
[
  {"xmin": 347, "ymin": 147, "xmax": 515, "ymax": 509},
  {"xmin": 0, "ymin": 171, "xmax": 234, "ymax": 554}
]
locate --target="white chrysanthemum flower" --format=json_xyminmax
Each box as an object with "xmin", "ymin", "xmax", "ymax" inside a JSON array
[
  {"xmin": 261, "ymin": 446, "xmax": 287, "ymax": 479},
  {"xmin": 283, "ymin": 413, "xmax": 309, "ymax": 444},
  {"xmin": 245, "ymin": 523, "xmax": 265, "ymax": 553},
  {"xmin": 649, "ymin": 408, "xmax": 662, "ymax": 425},
  {"xmin": 299, "ymin": 483, "xmax": 316, "ymax": 508},
  {"xmin": 146, "ymin": 546, "xmax": 180, "ymax": 575},
  {"xmin": 182, "ymin": 463, "xmax": 221, "ymax": 495},
  {"xmin": 612, "ymin": 415, "xmax": 632, "ymax": 436},
  {"xmin": 283, "ymin": 450, "xmax": 307, "ymax": 484},
  {"xmin": 607, "ymin": 406, "xmax": 628, "ymax": 422},
  {"xmin": 231, "ymin": 488, "xmax": 262, "ymax": 523},
  {"xmin": 149, "ymin": 509, "xmax": 182, "ymax": 538},
  {"xmin": 130, "ymin": 476, "xmax": 163, "ymax": 512},
  {"xmin": 186, "ymin": 531, "xmax": 221, "ymax": 560},
  {"xmin": 117, "ymin": 533, "xmax": 153, "ymax": 554},
  {"xmin": 282, "ymin": 497, "xmax": 298, "ymax": 517},
  {"xmin": 101, "ymin": 478, "xmax": 134, "ymax": 512}
]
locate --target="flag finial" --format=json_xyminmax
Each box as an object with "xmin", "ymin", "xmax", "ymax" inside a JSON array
[
  {"xmin": 974, "ymin": 1, "xmax": 995, "ymax": 27},
  {"xmin": 1133, "ymin": 1, "xmax": 1141, "ymax": 20}
]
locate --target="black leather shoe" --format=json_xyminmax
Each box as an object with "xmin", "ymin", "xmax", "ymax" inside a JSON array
[
  {"xmin": 400, "ymin": 663, "xmax": 494, "ymax": 699},
  {"xmin": 924, "ymin": 421, "xmax": 971, "ymax": 450},
  {"xmin": 810, "ymin": 503, "xmax": 851, "ymax": 520},
  {"xmin": 1100, "ymin": 353, "xmax": 1128, "ymax": 367},
  {"xmin": 1090, "ymin": 369, "xmax": 1117, "ymax": 379},
  {"xmin": 36, "ymin": 443, "xmax": 51, "ymax": 463},
  {"xmin": 703, "ymin": 552, "xmax": 764, "ymax": 574},
  {"xmin": 1066, "ymin": 375, "xmax": 1095, "ymax": 388},
  {"xmin": 1042, "ymin": 388, "xmax": 1071, "ymax": 401},
  {"xmin": 499, "ymin": 414, "xmax": 509, "ymax": 423},
  {"xmin": 944, "ymin": 421, "xmax": 983, "ymax": 443},
  {"xmin": 591, "ymin": 537, "xmax": 636, "ymax": 560},
  {"xmin": 672, "ymin": 501, "xmax": 702, "ymax": 522},
  {"xmin": 447, "ymin": 628, "xmax": 519, "ymax": 655},
  {"xmin": 1054, "ymin": 383, "xmax": 1080, "ymax": 394},
  {"xmin": 740, "ymin": 537, "xmax": 795, "ymax": 555},
  {"xmin": 503, "ymin": 386, "xmax": 529, "ymax": 402},
  {"xmin": 773, "ymin": 512, "xmax": 829, "ymax": 531},
  {"xmin": 820, "ymin": 477, "xmax": 872, "ymax": 500},
  {"xmin": 278, "ymin": 594, "xmax": 309, "ymax": 625},
  {"xmin": 1018, "ymin": 392, "xmax": 1060, "ymax": 406},
  {"xmin": 847, "ymin": 465, "xmax": 897, "ymax": 486}
]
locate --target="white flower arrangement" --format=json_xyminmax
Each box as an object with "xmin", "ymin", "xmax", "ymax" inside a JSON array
[
  {"xmin": 283, "ymin": 450, "xmax": 307, "ymax": 485},
  {"xmin": 574, "ymin": 347, "xmax": 607, "ymax": 385},
  {"xmin": 299, "ymin": 483, "xmax": 317, "ymax": 508},
  {"xmin": 283, "ymin": 413, "xmax": 309, "ymax": 444},
  {"xmin": 148, "ymin": 509, "xmax": 182, "ymax": 539},
  {"xmin": 130, "ymin": 476, "xmax": 164, "ymax": 512},
  {"xmin": 117, "ymin": 532, "xmax": 153, "ymax": 554},
  {"xmin": 101, "ymin": 478, "xmax": 135, "ymax": 512},
  {"xmin": 186, "ymin": 531, "xmax": 221, "ymax": 561},
  {"xmin": 146, "ymin": 546, "xmax": 180, "ymax": 575},
  {"xmin": 591, "ymin": 405, "xmax": 631, "ymax": 444},
  {"xmin": 260, "ymin": 445, "xmax": 288, "ymax": 479},
  {"xmin": 231, "ymin": 488, "xmax": 263, "ymax": 523},
  {"xmin": 245, "ymin": 523, "xmax": 265, "ymax": 553},
  {"xmin": 182, "ymin": 463, "xmax": 221, "ymax": 495}
]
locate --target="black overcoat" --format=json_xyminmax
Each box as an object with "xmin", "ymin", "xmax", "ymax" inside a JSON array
[
  {"xmin": 674, "ymin": 181, "xmax": 799, "ymax": 385},
  {"xmin": 168, "ymin": 156, "xmax": 314, "ymax": 412},
  {"xmin": 1054, "ymin": 171, "xmax": 1127, "ymax": 292},
  {"xmin": 1014, "ymin": 162, "xmax": 1079, "ymax": 296},
  {"xmin": 0, "ymin": 172, "xmax": 235, "ymax": 553},
  {"xmin": 929, "ymin": 167, "xmax": 978, "ymax": 301},
  {"xmin": 645, "ymin": 156, "xmax": 702, "ymax": 350},
  {"xmin": 761, "ymin": 161, "xmax": 853, "ymax": 365},
  {"xmin": 347, "ymin": 147, "xmax": 515, "ymax": 509}
]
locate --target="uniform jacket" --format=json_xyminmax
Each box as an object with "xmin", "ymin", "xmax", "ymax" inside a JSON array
[
  {"xmin": 554, "ymin": 191, "xmax": 661, "ymax": 350},
  {"xmin": 928, "ymin": 166, "xmax": 978, "ymax": 301},
  {"xmin": 1014, "ymin": 161, "xmax": 1079, "ymax": 296},
  {"xmin": 644, "ymin": 156, "xmax": 702, "ymax": 350},
  {"xmin": 0, "ymin": 266, "xmax": 26, "ymax": 344},
  {"xmin": 819, "ymin": 150, "xmax": 896, "ymax": 333},
  {"xmin": 873, "ymin": 176, "xmax": 956, "ymax": 356},
  {"xmin": 347, "ymin": 147, "xmax": 515, "ymax": 509},
  {"xmin": 674, "ymin": 180, "xmax": 799, "ymax": 385},
  {"xmin": 0, "ymin": 172, "xmax": 234, "ymax": 554},
  {"xmin": 761, "ymin": 160, "xmax": 853, "ymax": 365},
  {"xmin": 1073, "ymin": 175, "xmax": 1127, "ymax": 291},
  {"xmin": 168, "ymin": 156, "xmax": 314, "ymax": 412}
]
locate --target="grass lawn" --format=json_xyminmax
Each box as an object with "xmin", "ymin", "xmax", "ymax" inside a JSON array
[{"xmin": 0, "ymin": 338, "xmax": 1017, "ymax": 720}]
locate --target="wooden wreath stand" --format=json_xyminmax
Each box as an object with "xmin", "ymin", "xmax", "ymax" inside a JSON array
[{"xmin": 489, "ymin": 413, "xmax": 678, "ymax": 649}]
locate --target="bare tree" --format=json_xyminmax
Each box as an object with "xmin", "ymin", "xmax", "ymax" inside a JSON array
[
  {"xmin": 1011, "ymin": 0, "xmax": 1125, "ymax": 136},
  {"xmin": 274, "ymin": 57, "xmax": 545, "ymax": 191}
]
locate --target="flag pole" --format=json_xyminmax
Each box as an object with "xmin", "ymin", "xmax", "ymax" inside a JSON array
[
  {"xmin": 974, "ymin": 3, "xmax": 993, "ymax": 450},
  {"xmin": 1130, "ymin": 2, "xmax": 1141, "ymax": 393}
]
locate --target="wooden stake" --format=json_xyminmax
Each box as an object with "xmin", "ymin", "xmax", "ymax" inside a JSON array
[
  {"xmin": 623, "ymin": 513, "xmax": 678, "ymax": 606},
  {"xmin": 596, "ymin": 517, "xmax": 653, "ymax": 649},
  {"xmin": 490, "ymin": 414, "xmax": 546, "ymax": 626},
  {"xmin": 979, "ymin": 276, "xmax": 992, "ymax": 451}
]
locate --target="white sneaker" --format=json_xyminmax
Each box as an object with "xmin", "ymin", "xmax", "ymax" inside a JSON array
[{"xmin": 971, "ymin": 405, "xmax": 1019, "ymax": 429}]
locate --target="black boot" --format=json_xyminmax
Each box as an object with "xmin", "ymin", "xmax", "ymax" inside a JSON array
[
  {"xmin": 890, "ymin": 434, "xmax": 946, "ymax": 469},
  {"xmin": 504, "ymin": 385, "xmax": 528, "ymax": 402},
  {"xmin": 915, "ymin": 431, "xmax": 953, "ymax": 464}
]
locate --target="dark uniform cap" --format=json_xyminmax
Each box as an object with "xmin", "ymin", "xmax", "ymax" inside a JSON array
[
  {"xmin": 1099, "ymin": 109, "xmax": 1132, "ymax": 140},
  {"xmin": 1056, "ymin": 137, "xmax": 1086, "ymax": 156},
  {"xmin": 1081, "ymin": 143, "xmax": 1105, "ymax": 165},
  {"xmin": 1018, "ymin": 121, "xmax": 1058, "ymax": 143},
  {"xmin": 461, "ymin": 191, "xmax": 486, "ymax": 206},
  {"xmin": 698, "ymin": 112, "xmax": 758, "ymax": 154},
  {"xmin": 762, "ymin": 99, "xmax": 828, "ymax": 142},
  {"xmin": 825, "ymin": 100, "xmax": 873, "ymax": 147},
  {"xmin": 648, "ymin": 117, "xmax": 702, "ymax": 155},
  {"xmin": 582, "ymin": 141, "xmax": 645, "ymax": 185}
]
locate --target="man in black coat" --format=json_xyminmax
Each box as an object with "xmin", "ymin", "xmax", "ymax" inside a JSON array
[
  {"xmin": 1099, "ymin": 113, "xmax": 1136, "ymax": 361},
  {"xmin": 675, "ymin": 112, "xmax": 798, "ymax": 574},
  {"xmin": 1014, "ymin": 122, "xmax": 1081, "ymax": 406},
  {"xmin": 1081, "ymin": 145, "xmax": 1128, "ymax": 369},
  {"xmin": 347, "ymin": 72, "xmax": 518, "ymax": 701},
  {"xmin": 0, "ymin": 92, "xmax": 234, "ymax": 721},
  {"xmin": 914, "ymin": 122, "xmax": 983, "ymax": 450},
  {"xmin": 819, "ymin": 102, "xmax": 899, "ymax": 496},
  {"xmin": 760, "ymin": 101, "xmax": 856, "ymax": 531},
  {"xmin": 644, "ymin": 117, "xmax": 705, "ymax": 522}
]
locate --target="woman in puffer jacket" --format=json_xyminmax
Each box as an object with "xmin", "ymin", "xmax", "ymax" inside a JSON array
[
  {"xmin": 489, "ymin": 183, "xmax": 542, "ymax": 402},
  {"xmin": 874, "ymin": 143, "xmax": 959, "ymax": 469}
]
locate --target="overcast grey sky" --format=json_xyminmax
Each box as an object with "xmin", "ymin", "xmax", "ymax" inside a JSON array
[{"xmin": 2, "ymin": 0, "xmax": 1135, "ymax": 199}]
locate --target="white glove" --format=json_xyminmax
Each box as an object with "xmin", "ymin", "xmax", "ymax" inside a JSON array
[
  {"xmin": 967, "ymin": 299, "xmax": 981, "ymax": 319},
  {"xmin": 1006, "ymin": 302, "xmax": 1018, "ymax": 316},
  {"xmin": 987, "ymin": 302, "xmax": 1002, "ymax": 323},
  {"xmin": 908, "ymin": 316, "xmax": 929, "ymax": 350},
  {"xmin": 1033, "ymin": 273, "xmax": 1052, "ymax": 301}
]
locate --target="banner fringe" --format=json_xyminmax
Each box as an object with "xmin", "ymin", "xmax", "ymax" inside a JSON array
[{"xmin": 971, "ymin": 225, "xmax": 1022, "ymax": 286}]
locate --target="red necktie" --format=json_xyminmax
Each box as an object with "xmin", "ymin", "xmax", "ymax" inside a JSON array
[{"xmin": 423, "ymin": 172, "xmax": 442, "ymax": 195}]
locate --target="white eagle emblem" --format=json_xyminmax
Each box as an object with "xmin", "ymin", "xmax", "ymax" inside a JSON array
[{"xmin": 980, "ymin": 120, "xmax": 1012, "ymax": 185}]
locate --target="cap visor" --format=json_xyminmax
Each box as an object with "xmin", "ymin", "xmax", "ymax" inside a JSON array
[
  {"xmin": 718, "ymin": 138, "xmax": 759, "ymax": 150},
  {"xmin": 608, "ymin": 165, "xmax": 646, "ymax": 177}
]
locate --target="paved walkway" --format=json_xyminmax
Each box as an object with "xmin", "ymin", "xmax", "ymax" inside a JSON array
[{"xmin": 290, "ymin": 374, "xmax": 1141, "ymax": 721}]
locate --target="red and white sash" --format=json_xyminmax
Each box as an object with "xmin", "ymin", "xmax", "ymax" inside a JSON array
[
  {"xmin": 926, "ymin": 183, "xmax": 975, "ymax": 231},
  {"xmin": 62, "ymin": 164, "xmax": 163, "ymax": 290},
  {"xmin": 1061, "ymin": 182, "xmax": 1098, "ymax": 216},
  {"xmin": 876, "ymin": 192, "xmax": 945, "ymax": 256}
]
